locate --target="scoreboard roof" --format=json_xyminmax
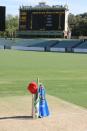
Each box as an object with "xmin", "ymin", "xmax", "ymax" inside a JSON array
[{"xmin": 20, "ymin": 2, "xmax": 68, "ymax": 11}]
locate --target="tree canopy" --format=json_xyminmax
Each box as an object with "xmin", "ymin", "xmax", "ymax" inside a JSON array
[
  {"xmin": 5, "ymin": 15, "xmax": 18, "ymax": 37},
  {"xmin": 68, "ymin": 13, "xmax": 87, "ymax": 36}
]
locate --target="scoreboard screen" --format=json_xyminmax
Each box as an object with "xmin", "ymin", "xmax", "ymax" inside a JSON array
[
  {"xmin": 31, "ymin": 11, "xmax": 65, "ymax": 30},
  {"xmin": 19, "ymin": 9, "xmax": 65, "ymax": 31},
  {"xmin": 0, "ymin": 6, "xmax": 5, "ymax": 31}
]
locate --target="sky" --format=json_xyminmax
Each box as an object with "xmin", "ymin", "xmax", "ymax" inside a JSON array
[{"xmin": 1, "ymin": 0, "xmax": 87, "ymax": 16}]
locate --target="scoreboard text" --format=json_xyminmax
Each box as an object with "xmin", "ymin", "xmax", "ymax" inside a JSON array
[{"xmin": 19, "ymin": 10, "xmax": 65, "ymax": 31}]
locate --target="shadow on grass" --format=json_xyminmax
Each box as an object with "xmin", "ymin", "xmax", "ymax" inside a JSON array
[{"xmin": 0, "ymin": 115, "xmax": 33, "ymax": 120}]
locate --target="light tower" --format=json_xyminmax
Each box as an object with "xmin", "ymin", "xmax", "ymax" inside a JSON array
[{"xmin": 64, "ymin": 4, "xmax": 69, "ymax": 38}]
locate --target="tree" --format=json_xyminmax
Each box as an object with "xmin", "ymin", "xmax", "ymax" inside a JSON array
[
  {"xmin": 5, "ymin": 14, "xmax": 18, "ymax": 38},
  {"xmin": 68, "ymin": 13, "xmax": 87, "ymax": 36}
]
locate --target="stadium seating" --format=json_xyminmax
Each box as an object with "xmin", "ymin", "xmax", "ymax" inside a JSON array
[
  {"xmin": 0, "ymin": 38, "xmax": 87, "ymax": 53},
  {"xmin": 27, "ymin": 40, "xmax": 57, "ymax": 47},
  {"xmin": 75, "ymin": 40, "xmax": 87, "ymax": 48},
  {"xmin": 74, "ymin": 40, "xmax": 87, "ymax": 53},
  {"xmin": 50, "ymin": 39, "xmax": 82, "ymax": 52},
  {"xmin": 52, "ymin": 40, "xmax": 81, "ymax": 48}
]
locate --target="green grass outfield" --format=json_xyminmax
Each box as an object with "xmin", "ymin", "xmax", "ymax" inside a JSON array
[{"xmin": 0, "ymin": 50, "xmax": 87, "ymax": 108}]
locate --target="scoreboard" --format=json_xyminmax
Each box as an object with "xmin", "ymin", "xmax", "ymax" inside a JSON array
[
  {"xmin": 31, "ymin": 10, "xmax": 65, "ymax": 30},
  {"xmin": 19, "ymin": 9, "xmax": 65, "ymax": 31},
  {"xmin": 0, "ymin": 6, "xmax": 5, "ymax": 31},
  {"xmin": 18, "ymin": 3, "xmax": 69, "ymax": 38}
]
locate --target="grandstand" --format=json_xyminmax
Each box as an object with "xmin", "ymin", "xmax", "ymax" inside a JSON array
[
  {"xmin": 74, "ymin": 40, "xmax": 87, "ymax": 53},
  {"xmin": 11, "ymin": 39, "xmax": 58, "ymax": 51},
  {"xmin": 1, "ymin": 38, "xmax": 87, "ymax": 53},
  {"xmin": 50, "ymin": 39, "xmax": 82, "ymax": 52},
  {"xmin": 74, "ymin": 40, "xmax": 87, "ymax": 49}
]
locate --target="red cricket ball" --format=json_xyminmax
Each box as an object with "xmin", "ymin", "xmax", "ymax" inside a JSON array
[{"xmin": 27, "ymin": 82, "xmax": 38, "ymax": 94}]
